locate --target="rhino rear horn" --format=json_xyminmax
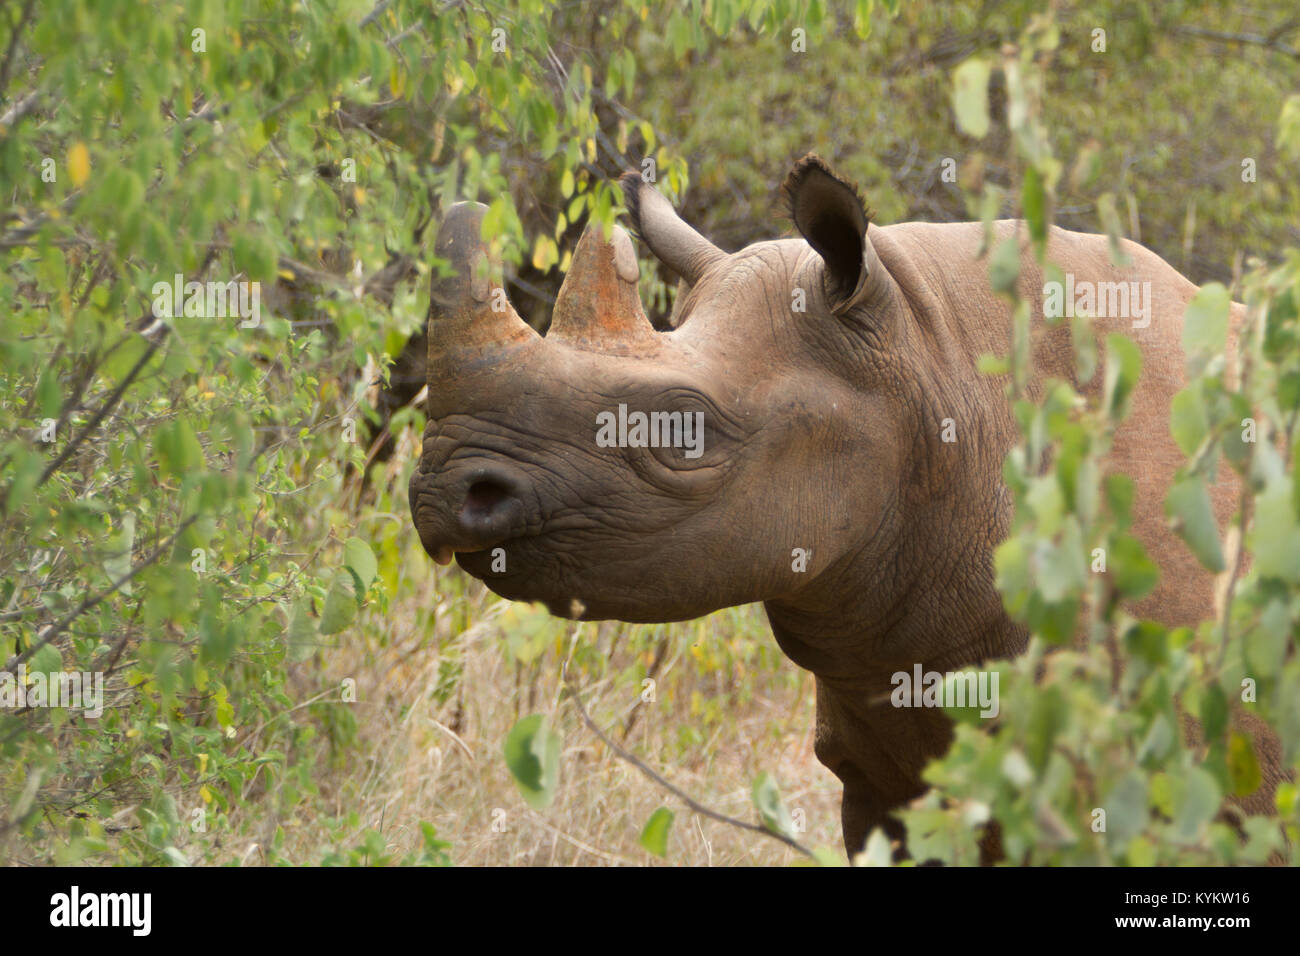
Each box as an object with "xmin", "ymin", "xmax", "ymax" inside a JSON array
[
  {"xmin": 619, "ymin": 172, "xmax": 725, "ymax": 286},
  {"xmin": 427, "ymin": 202, "xmax": 540, "ymax": 369},
  {"xmin": 548, "ymin": 219, "xmax": 656, "ymax": 347}
]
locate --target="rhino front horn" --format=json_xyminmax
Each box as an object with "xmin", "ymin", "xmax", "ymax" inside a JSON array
[
  {"xmin": 427, "ymin": 202, "xmax": 540, "ymax": 369},
  {"xmin": 548, "ymin": 220, "xmax": 655, "ymax": 348}
]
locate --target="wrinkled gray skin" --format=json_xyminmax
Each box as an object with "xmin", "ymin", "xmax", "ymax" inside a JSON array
[{"xmin": 409, "ymin": 154, "xmax": 1248, "ymax": 856}]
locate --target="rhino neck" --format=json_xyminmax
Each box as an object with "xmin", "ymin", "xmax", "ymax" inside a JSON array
[
  {"xmin": 762, "ymin": 495, "xmax": 1027, "ymax": 686},
  {"xmin": 764, "ymin": 222, "xmax": 1031, "ymax": 681},
  {"xmin": 760, "ymin": 219, "xmax": 1036, "ymax": 835}
]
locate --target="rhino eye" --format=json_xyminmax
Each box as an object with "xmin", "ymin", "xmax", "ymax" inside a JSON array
[{"xmin": 643, "ymin": 402, "xmax": 735, "ymax": 478}]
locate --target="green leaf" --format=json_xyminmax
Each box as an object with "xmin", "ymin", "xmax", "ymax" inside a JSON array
[
  {"xmin": 482, "ymin": 199, "xmax": 507, "ymax": 245},
  {"xmin": 1197, "ymin": 684, "xmax": 1228, "ymax": 740},
  {"xmin": 856, "ymin": 827, "xmax": 893, "ymax": 866},
  {"xmin": 343, "ymin": 537, "xmax": 377, "ymax": 592},
  {"xmin": 286, "ymin": 596, "xmax": 318, "ymax": 661},
  {"xmin": 1149, "ymin": 772, "xmax": 1174, "ymax": 816},
  {"xmin": 853, "ymin": 0, "xmax": 875, "ymax": 39},
  {"xmin": 811, "ymin": 846, "xmax": 845, "ymax": 866},
  {"xmin": 1169, "ymin": 387, "xmax": 1208, "ymax": 458},
  {"xmin": 103, "ymin": 512, "xmax": 136, "ymax": 594},
  {"xmin": 28, "ymin": 641, "xmax": 63, "ymax": 675},
  {"xmin": 1097, "ymin": 193, "xmax": 1133, "ymax": 267},
  {"xmin": 503, "ymin": 714, "xmax": 561, "ymax": 810},
  {"xmin": 1072, "ymin": 310, "xmax": 1098, "ymax": 382},
  {"xmin": 232, "ymin": 231, "xmax": 277, "ymax": 285},
  {"xmin": 1165, "ymin": 476, "xmax": 1225, "ymax": 572},
  {"xmin": 199, "ymin": 610, "xmax": 237, "ymax": 666},
  {"xmin": 157, "ymin": 417, "xmax": 204, "ymax": 479},
  {"xmin": 1109, "ymin": 533, "xmax": 1159, "ymax": 599},
  {"xmin": 1244, "ymin": 600, "xmax": 1290, "ymax": 679},
  {"xmin": 531, "ymin": 235, "xmax": 558, "ymax": 272},
  {"xmin": 1252, "ymin": 482, "xmax": 1300, "ymax": 583},
  {"xmin": 1103, "ymin": 334, "xmax": 1142, "ymax": 420},
  {"xmin": 3, "ymin": 450, "xmax": 43, "ymax": 516},
  {"xmin": 976, "ymin": 352, "xmax": 1009, "ymax": 376},
  {"xmin": 751, "ymin": 772, "xmax": 795, "ymax": 838},
  {"xmin": 667, "ymin": 11, "xmax": 692, "ymax": 59},
  {"xmin": 1038, "ymin": 516, "xmax": 1087, "ymax": 601},
  {"xmin": 1105, "ymin": 473, "xmax": 1135, "ymax": 525},
  {"xmin": 1022, "ymin": 165, "xmax": 1047, "ymax": 251},
  {"xmin": 1124, "ymin": 620, "xmax": 1170, "ymax": 667},
  {"xmin": 1227, "ymin": 732, "xmax": 1262, "ymax": 798},
  {"xmin": 501, "ymin": 605, "xmax": 555, "ymax": 665},
  {"xmin": 1239, "ymin": 816, "xmax": 1283, "ymax": 863},
  {"xmin": 1126, "ymin": 835, "xmax": 1156, "ymax": 866},
  {"xmin": 619, "ymin": 48, "xmax": 637, "ymax": 98},
  {"xmin": 993, "ymin": 537, "xmax": 1030, "ymax": 613},
  {"xmin": 988, "ymin": 237, "xmax": 1021, "ymax": 295},
  {"xmin": 1172, "ymin": 767, "xmax": 1221, "ymax": 842},
  {"xmin": 639, "ymin": 806, "xmax": 674, "ymax": 857},
  {"xmin": 952, "ymin": 57, "xmax": 991, "ymax": 138},
  {"xmin": 1277, "ymin": 93, "xmax": 1300, "ymax": 158},
  {"xmin": 1026, "ymin": 689, "xmax": 1067, "ymax": 771},
  {"xmin": 102, "ymin": 333, "xmax": 151, "ymax": 380},
  {"xmin": 35, "ymin": 366, "xmax": 61, "ymax": 419},
  {"xmin": 1103, "ymin": 772, "xmax": 1148, "ymax": 844},
  {"xmin": 319, "ymin": 569, "xmax": 358, "ymax": 635},
  {"xmin": 1182, "ymin": 283, "xmax": 1230, "ymax": 355}
]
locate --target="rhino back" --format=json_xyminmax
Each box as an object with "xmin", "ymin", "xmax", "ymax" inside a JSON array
[{"xmin": 871, "ymin": 218, "xmax": 1241, "ymax": 629}]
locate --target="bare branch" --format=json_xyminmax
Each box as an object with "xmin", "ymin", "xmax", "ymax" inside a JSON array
[
  {"xmin": 1174, "ymin": 23, "xmax": 1300, "ymax": 60},
  {"xmin": 561, "ymin": 662, "xmax": 814, "ymax": 859},
  {"xmin": 0, "ymin": 0, "xmax": 37, "ymax": 102},
  {"xmin": 34, "ymin": 322, "xmax": 167, "ymax": 488},
  {"xmin": 0, "ymin": 88, "xmax": 39, "ymax": 129}
]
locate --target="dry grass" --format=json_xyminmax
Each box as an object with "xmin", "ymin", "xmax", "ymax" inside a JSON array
[{"xmin": 246, "ymin": 549, "xmax": 844, "ymax": 866}]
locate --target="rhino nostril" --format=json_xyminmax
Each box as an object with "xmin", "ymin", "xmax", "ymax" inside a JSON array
[
  {"xmin": 463, "ymin": 479, "xmax": 510, "ymax": 518},
  {"xmin": 449, "ymin": 468, "xmax": 527, "ymax": 546}
]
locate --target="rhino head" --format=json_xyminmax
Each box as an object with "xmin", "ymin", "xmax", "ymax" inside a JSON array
[{"xmin": 410, "ymin": 155, "xmax": 950, "ymax": 625}]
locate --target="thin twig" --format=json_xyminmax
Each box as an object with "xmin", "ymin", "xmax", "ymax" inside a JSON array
[
  {"xmin": 560, "ymin": 662, "xmax": 813, "ymax": 858},
  {"xmin": 1215, "ymin": 306, "xmax": 1260, "ymax": 671},
  {"xmin": 0, "ymin": 0, "xmax": 37, "ymax": 102},
  {"xmin": 359, "ymin": 0, "xmax": 390, "ymax": 28},
  {"xmin": 1174, "ymin": 22, "xmax": 1300, "ymax": 60},
  {"xmin": 34, "ymin": 323, "xmax": 167, "ymax": 488},
  {"xmin": 0, "ymin": 89, "xmax": 39, "ymax": 129},
  {"xmin": 2, "ymin": 514, "xmax": 199, "ymax": 673}
]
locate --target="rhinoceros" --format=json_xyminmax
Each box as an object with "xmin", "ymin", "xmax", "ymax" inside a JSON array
[{"xmin": 408, "ymin": 153, "xmax": 1272, "ymax": 856}]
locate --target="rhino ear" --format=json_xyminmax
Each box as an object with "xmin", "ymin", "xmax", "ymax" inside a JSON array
[{"xmin": 782, "ymin": 154, "xmax": 876, "ymax": 315}]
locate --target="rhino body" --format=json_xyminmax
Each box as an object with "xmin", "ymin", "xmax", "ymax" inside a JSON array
[{"xmin": 409, "ymin": 155, "xmax": 1264, "ymax": 855}]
